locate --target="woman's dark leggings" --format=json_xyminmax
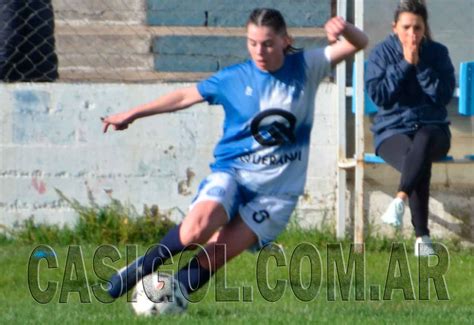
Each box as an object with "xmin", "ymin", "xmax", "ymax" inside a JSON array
[{"xmin": 378, "ymin": 125, "xmax": 450, "ymax": 237}]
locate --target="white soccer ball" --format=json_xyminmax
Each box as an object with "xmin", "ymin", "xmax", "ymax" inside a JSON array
[{"xmin": 131, "ymin": 272, "xmax": 188, "ymax": 316}]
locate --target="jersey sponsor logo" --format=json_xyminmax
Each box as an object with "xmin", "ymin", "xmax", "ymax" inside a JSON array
[
  {"xmin": 252, "ymin": 209, "xmax": 270, "ymax": 223},
  {"xmin": 239, "ymin": 150, "xmax": 302, "ymax": 166},
  {"xmin": 250, "ymin": 109, "xmax": 296, "ymax": 146}
]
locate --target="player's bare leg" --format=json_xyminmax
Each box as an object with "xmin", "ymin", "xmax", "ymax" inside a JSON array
[
  {"xmin": 175, "ymin": 215, "xmax": 258, "ymax": 293},
  {"xmin": 108, "ymin": 200, "xmax": 228, "ymax": 298}
]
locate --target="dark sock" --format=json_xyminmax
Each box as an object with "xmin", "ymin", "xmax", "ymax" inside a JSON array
[
  {"xmin": 108, "ymin": 225, "xmax": 185, "ymax": 298},
  {"xmin": 175, "ymin": 258, "xmax": 212, "ymax": 295},
  {"xmin": 142, "ymin": 225, "xmax": 185, "ymax": 274}
]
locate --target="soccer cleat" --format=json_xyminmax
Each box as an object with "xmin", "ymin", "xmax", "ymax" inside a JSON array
[
  {"xmin": 108, "ymin": 256, "xmax": 145, "ymax": 298},
  {"xmin": 381, "ymin": 197, "xmax": 404, "ymax": 227},
  {"xmin": 414, "ymin": 235, "xmax": 435, "ymax": 257}
]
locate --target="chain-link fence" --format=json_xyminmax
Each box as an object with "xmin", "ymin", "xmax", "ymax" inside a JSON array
[
  {"xmin": 2, "ymin": 1, "xmax": 470, "ymax": 84},
  {"xmin": 0, "ymin": 0, "xmax": 58, "ymax": 82},
  {"xmin": 0, "ymin": 0, "xmax": 331, "ymax": 83}
]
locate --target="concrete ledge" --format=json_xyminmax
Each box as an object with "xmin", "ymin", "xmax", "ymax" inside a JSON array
[
  {"xmin": 57, "ymin": 70, "xmax": 211, "ymax": 83},
  {"xmin": 55, "ymin": 24, "xmax": 326, "ymax": 37},
  {"xmin": 59, "ymin": 54, "xmax": 154, "ymax": 71},
  {"xmin": 146, "ymin": 0, "xmax": 330, "ymax": 27}
]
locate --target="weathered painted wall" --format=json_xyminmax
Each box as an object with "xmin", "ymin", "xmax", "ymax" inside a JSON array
[
  {"xmin": 1, "ymin": 82, "xmax": 472, "ymax": 244},
  {"xmin": 0, "ymin": 82, "xmax": 338, "ymax": 229}
]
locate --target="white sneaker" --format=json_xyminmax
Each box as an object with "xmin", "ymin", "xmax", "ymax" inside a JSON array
[
  {"xmin": 415, "ymin": 235, "xmax": 436, "ymax": 257},
  {"xmin": 381, "ymin": 197, "xmax": 404, "ymax": 227}
]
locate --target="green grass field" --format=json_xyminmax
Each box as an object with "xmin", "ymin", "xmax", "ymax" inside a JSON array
[{"xmin": 1, "ymin": 229, "xmax": 472, "ymax": 324}]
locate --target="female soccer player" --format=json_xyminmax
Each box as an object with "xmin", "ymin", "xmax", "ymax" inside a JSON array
[
  {"xmin": 365, "ymin": 0, "xmax": 455, "ymax": 256},
  {"xmin": 102, "ymin": 8, "xmax": 368, "ymax": 299}
]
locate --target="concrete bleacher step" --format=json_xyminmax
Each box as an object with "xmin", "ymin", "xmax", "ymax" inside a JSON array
[
  {"xmin": 58, "ymin": 70, "xmax": 211, "ymax": 83},
  {"xmin": 153, "ymin": 35, "xmax": 328, "ymax": 72},
  {"xmin": 146, "ymin": 0, "xmax": 330, "ymax": 27},
  {"xmin": 53, "ymin": 0, "xmax": 332, "ymax": 80},
  {"xmin": 53, "ymin": 0, "xmax": 146, "ymax": 25},
  {"xmin": 55, "ymin": 24, "xmax": 327, "ymax": 81},
  {"xmin": 55, "ymin": 24, "xmax": 153, "ymax": 73},
  {"xmin": 53, "ymin": 0, "xmax": 331, "ymax": 80},
  {"xmin": 54, "ymin": 0, "xmax": 149, "ymax": 78},
  {"xmin": 58, "ymin": 54, "xmax": 153, "ymax": 72}
]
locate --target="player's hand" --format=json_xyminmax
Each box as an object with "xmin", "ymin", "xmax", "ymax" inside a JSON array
[
  {"xmin": 101, "ymin": 112, "xmax": 134, "ymax": 133},
  {"xmin": 325, "ymin": 16, "xmax": 347, "ymax": 44}
]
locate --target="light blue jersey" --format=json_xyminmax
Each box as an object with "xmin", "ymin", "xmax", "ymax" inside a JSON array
[{"xmin": 197, "ymin": 47, "xmax": 331, "ymax": 195}]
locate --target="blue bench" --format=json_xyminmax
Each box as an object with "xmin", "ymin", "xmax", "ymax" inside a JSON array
[
  {"xmin": 352, "ymin": 61, "xmax": 378, "ymax": 115},
  {"xmin": 459, "ymin": 61, "xmax": 474, "ymax": 161},
  {"xmin": 459, "ymin": 61, "xmax": 474, "ymax": 116},
  {"xmin": 363, "ymin": 153, "xmax": 454, "ymax": 164}
]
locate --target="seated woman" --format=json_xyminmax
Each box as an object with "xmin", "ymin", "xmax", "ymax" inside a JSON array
[{"xmin": 365, "ymin": 0, "xmax": 455, "ymax": 256}]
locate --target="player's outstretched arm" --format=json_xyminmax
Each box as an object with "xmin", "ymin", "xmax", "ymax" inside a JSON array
[
  {"xmin": 102, "ymin": 85, "xmax": 204, "ymax": 133},
  {"xmin": 325, "ymin": 16, "xmax": 368, "ymax": 67}
]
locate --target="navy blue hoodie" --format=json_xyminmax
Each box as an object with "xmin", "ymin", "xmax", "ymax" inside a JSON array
[{"xmin": 365, "ymin": 34, "xmax": 455, "ymax": 153}]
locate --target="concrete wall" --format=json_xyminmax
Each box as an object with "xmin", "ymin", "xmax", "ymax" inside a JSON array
[
  {"xmin": 0, "ymin": 82, "xmax": 338, "ymax": 230},
  {"xmin": 1, "ymin": 1, "xmax": 473, "ymax": 244},
  {"xmin": 1, "ymin": 82, "xmax": 472, "ymax": 244}
]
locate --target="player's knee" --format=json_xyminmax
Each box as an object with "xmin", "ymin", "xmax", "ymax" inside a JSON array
[
  {"xmin": 210, "ymin": 253, "xmax": 226, "ymax": 271},
  {"xmin": 197, "ymin": 246, "xmax": 224, "ymax": 272},
  {"xmin": 180, "ymin": 213, "xmax": 213, "ymax": 245}
]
